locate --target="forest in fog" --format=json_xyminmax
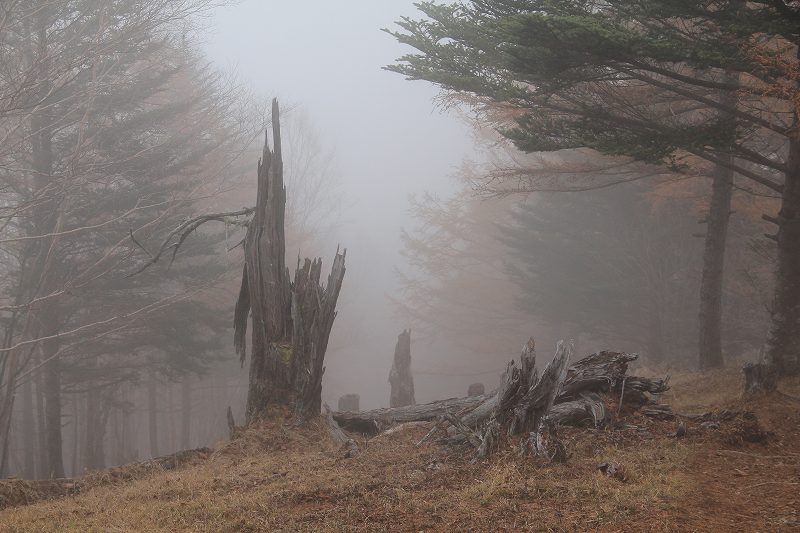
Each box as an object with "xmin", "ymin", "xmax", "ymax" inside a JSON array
[{"xmin": 0, "ymin": 2, "xmax": 797, "ymax": 512}]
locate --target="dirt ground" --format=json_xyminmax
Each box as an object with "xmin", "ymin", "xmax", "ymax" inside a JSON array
[{"xmin": 0, "ymin": 369, "xmax": 798, "ymax": 532}]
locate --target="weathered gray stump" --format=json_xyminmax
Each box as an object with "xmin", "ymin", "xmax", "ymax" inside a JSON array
[
  {"xmin": 477, "ymin": 339, "xmax": 571, "ymax": 458},
  {"xmin": 129, "ymin": 99, "xmax": 346, "ymax": 426},
  {"xmin": 389, "ymin": 329, "xmax": 415, "ymax": 408},
  {"xmin": 337, "ymin": 394, "xmax": 360, "ymax": 412},
  {"xmin": 468, "ymin": 383, "xmax": 485, "ymax": 396},
  {"xmin": 234, "ymin": 100, "xmax": 346, "ymax": 423}
]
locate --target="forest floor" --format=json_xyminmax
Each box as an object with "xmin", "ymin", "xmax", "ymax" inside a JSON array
[{"xmin": 0, "ymin": 368, "xmax": 798, "ymax": 532}]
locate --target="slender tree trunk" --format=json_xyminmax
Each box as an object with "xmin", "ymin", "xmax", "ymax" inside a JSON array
[
  {"xmin": 698, "ymin": 162, "xmax": 733, "ymax": 369},
  {"xmin": 94, "ymin": 401, "xmax": 107, "ymax": 470},
  {"xmin": 71, "ymin": 395, "xmax": 80, "ymax": 477},
  {"xmin": 647, "ymin": 298, "xmax": 665, "ymax": 363},
  {"xmin": 120, "ymin": 392, "xmax": 133, "ymax": 463},
  {"xmin": 167, "ymin": 384, "xmax": 175, "ymax": 453},
  {"xmin": 84, "ymin": 386, "xmax": 99, "ymax": 471},
  {"xmin": 21, "ymin": 377, "xmax": 35, "ymax": 478},
  {"xmin": 0, "ymin": 395, "xmax": 13, "ymax": 477},
  {"xmin": 40, "ymin": 308, "xmax": 64, "ymax": 478},
  {"xmin": 764, "ymin": 135, "xmax": 800, "ymax": 375},
  {"xmin": 181, "ymin": 377, "xmax": 191, "ymax": 450},
  {"xmin": 698, "ymin": 69, "xmax": 738, "ymax": 370},
  {"xmin": 34, "ymin": 359, "xmax": 47, "ymax": 478},
  {"xmin": 147, "ymin": 374, "xmax": 159, "ymax": 458}
]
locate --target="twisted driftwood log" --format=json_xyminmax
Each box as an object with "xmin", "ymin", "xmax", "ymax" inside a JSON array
[{"xmin": 333, "ymin": 340, "xmax": 669, "ymax": 453}]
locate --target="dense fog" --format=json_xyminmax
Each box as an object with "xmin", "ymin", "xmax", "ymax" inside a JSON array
[{"xmin": 0, "ymin": 0, "xmax": 792, "ymax": 482}]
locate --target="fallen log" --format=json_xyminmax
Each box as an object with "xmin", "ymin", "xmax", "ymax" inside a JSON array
[
  {"xmin": 333, "ymin": 343, "xmax": 669, "ymax": 439},
  {"xmin": 332, "ymin": 394, "xmax": 489, "ymax": 434}
]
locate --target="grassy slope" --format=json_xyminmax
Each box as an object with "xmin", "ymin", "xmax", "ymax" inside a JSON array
[{"xmin": 1, "ymin": 370, "xmax": 798, "ymax": 533}]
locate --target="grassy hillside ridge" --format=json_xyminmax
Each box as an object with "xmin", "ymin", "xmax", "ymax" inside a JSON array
[{"xmin": 1, "ymin": 370, "xmax": 798, "ymax": 532}]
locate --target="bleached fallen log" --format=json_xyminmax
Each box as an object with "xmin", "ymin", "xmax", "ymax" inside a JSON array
[
  {"xmin": 332, "ymin": 394, "xmax": 489, "ymax": 434},
  {"xmin": 333, "ymin": 345, "xmax": 669, "ymax": 437}
]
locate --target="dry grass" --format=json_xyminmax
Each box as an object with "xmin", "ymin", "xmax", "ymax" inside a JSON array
[{"xmin": 1, "ymin": 373, "xmax": 798, "ymax": 532}]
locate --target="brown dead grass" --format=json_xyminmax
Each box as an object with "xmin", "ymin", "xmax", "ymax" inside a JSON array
[{"xmin": 1, "ymin": 373, "xmax": 798, "ymax": 532}]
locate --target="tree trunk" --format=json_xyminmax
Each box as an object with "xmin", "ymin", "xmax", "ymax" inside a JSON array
[
  {"xmin": 764, "ymin": 134, "xmax": 800, "ymax": 376},
  {"xmin": 389, "ymin": 329, "xmax": 415, "ymax": 408},
  {"xmin": 647, "ymin": 297, "xmax": 665, "ymax": 363},
  {"xmin": 698, "ymin": 161, "xmax": 734, "ymax": 369},
  {"xmin": 70, "ymin": 395, "xmax": 80, "ymax": 477},
  {"xmin": 762, "ymin": 44, "xmax": 800, "ymax": 376},
  {"xmin": 29, "ymin": 33, "xmax": 64, "ymax": 478},
  {"xmin": 83, "ymin": 386, "xmax": 109, "ymax": 472},
  {"xmin": 34, "ymin": 361, "xmax": 47, "ymax": 478},
  {"xmin": 181, "ymin": 377, "xmax": 191, "ymax": 450},
  {"xmin": 235, "ymin": 100, "xmax": 346, "ymax": 423},
  {"xmin": 167, "ymin": 384, "xmax": 175, "ymax": 454},
  {"xmin": 120, "ymin": 392, "xmax": 133, "ymax": 463},
  {"xmin": 147, "ymin": 374, "xmax": 159, "ymax": 458},
  {"xmin": 21, "ymin": 377, "xmax": 35, "ymax": 479},
  {"xmin": 698, "ymin": 72, "xmax": 738, "ymax": 370},
  {"xmin": 41, "ymin": 312, "xmax": 64, "ymax": 479}
]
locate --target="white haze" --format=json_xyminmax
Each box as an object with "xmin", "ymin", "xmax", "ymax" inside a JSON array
[{"xmin": 204, "ymin": 1, "xmax": 478, "ymax": 408}]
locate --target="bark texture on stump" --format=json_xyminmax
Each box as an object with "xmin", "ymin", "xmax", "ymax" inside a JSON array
[
  {"xmin": 235, "ymin": 100, "xmax": 346, "ymax": 423},
  {"xmin": 389, "ymin": 329, "xmax": 414, "ymax": 408}
]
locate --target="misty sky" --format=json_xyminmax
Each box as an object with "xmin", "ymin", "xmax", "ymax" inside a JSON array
[{"xmin": 205, "ymin": 1, "xmax": 478, "ymax": 407}]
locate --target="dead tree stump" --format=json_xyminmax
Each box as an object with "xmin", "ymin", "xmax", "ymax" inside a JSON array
[
  {"xmin": 128, "ymin": 99, "xmax": 346, "ymax": 426},
  {"xmin": 468, "ymin": 383, "xmax": 485, "ymax": 396},
  {"xmin": 234, "ymin": 100, "xmax": 346, "ymax": 423},
  {"xmin": 389, "ymin": 329, "xmax": 415, "ymax": 408},
  {"xmin": 337, "ymin": 394, "xmax": 360, "ymax": 412}
]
